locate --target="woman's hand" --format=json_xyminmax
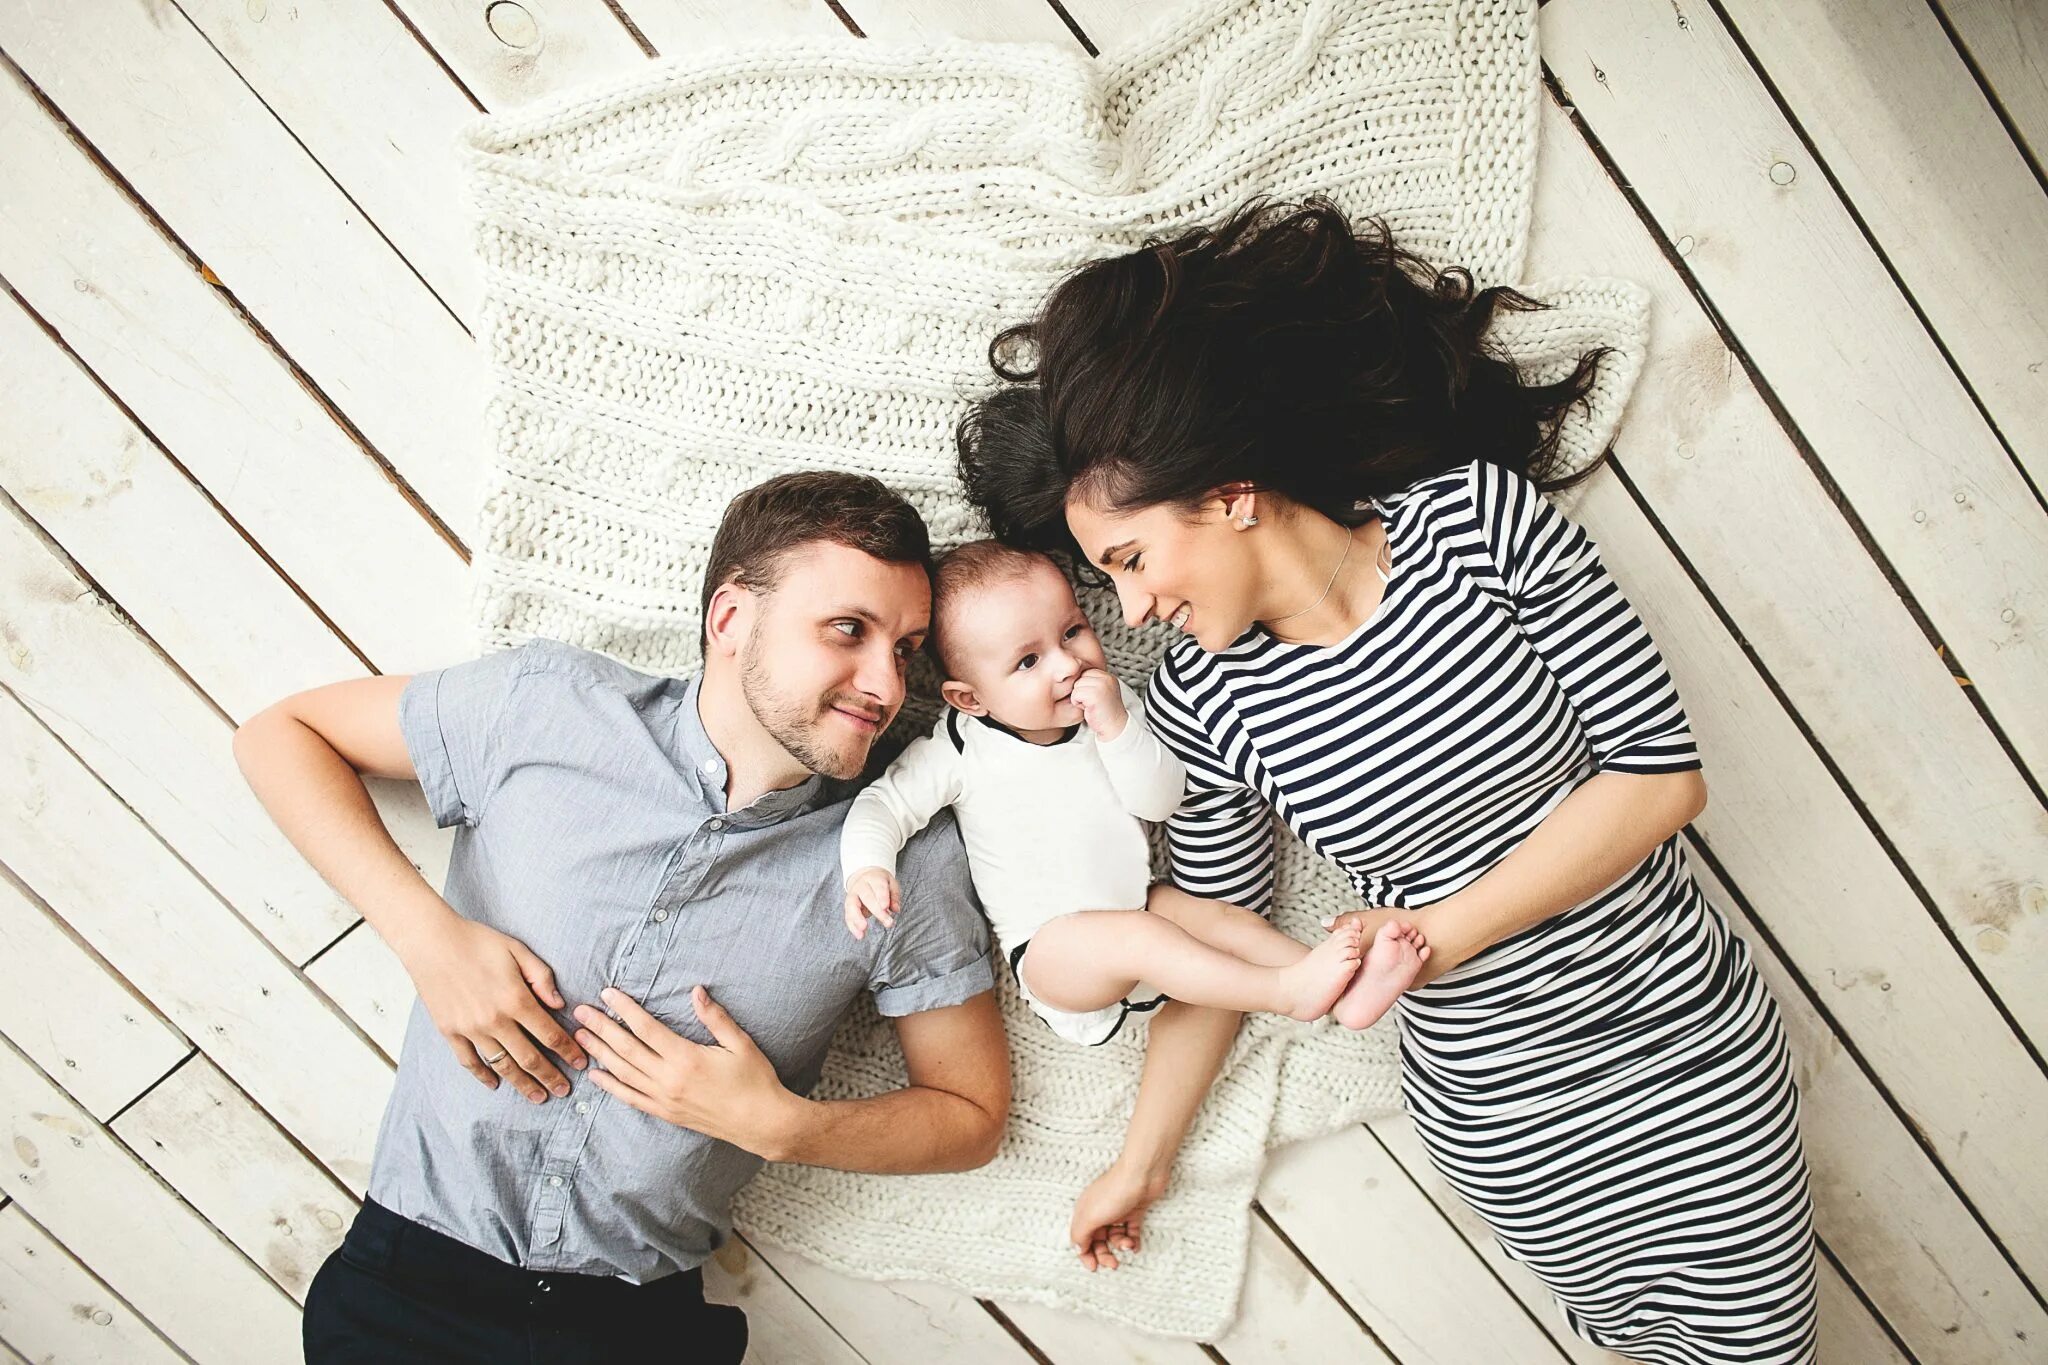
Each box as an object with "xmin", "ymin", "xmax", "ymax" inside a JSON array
[
  {"xmin": 1069, "ymin": 1158, "xmax": 1170, "ymax": 1271},
  {"xmin": 398, "ymin": 909, "xmax": 588, "ymax": 1102}
]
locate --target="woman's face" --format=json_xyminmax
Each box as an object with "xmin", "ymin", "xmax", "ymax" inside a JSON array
[{"xmin": 1065, "ymin": 490, "xmax": 1259, "ymax": 652}]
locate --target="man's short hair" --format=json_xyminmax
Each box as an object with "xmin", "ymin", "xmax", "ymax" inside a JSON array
[
  {"xmin": 929, "ymin": 539, "xmax": 1057, "ymax": 678},
  {"xmin": 700, "ymin": 472, "xmax": 932, "ymax": 645}
]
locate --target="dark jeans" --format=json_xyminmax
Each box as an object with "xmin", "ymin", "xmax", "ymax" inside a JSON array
[{"xmin": 303, "ymin": 1200, "xmax": 748, "ymax": 1364}]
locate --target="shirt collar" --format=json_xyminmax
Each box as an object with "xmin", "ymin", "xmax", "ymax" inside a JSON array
[{"xmin": 675, "ymin": 673, "xmax": 828, "ymax": 822}]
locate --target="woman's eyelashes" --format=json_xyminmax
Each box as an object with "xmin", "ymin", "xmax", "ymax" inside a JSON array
[{"xmin": 1121, "ymin": 553, "xmax": 1143, "ymax": 574}]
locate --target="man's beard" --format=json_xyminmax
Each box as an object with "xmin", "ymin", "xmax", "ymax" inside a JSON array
[{"xmin": 738, "ymin": 632, "xmax": 877, "ymax": 780}]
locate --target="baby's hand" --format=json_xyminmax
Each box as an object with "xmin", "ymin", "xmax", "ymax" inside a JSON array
[
  {"xmin": 1069, "ymin": 668, "xmax": 1127, "ymax": 740},
  {"xmin": 844, "ymin": 866, "xmax": 901, "ymax": 940}
]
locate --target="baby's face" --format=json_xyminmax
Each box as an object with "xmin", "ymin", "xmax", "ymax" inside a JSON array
[{"xmin": 945, "ymin": 562, "xmax": 1108, "ymax": 732}]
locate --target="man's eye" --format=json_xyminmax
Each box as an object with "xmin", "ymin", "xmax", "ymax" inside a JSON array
[
  {"xmin": 895, "ymin": 641, "xmax": 918, "ymax": 659},
  {"xmin": 1016, "ymin": 654, "xmax": 1038, "ymax": 671},
  {"xmin": 833, "ymin": 621, "xmax": 859, "ymax": 637}
]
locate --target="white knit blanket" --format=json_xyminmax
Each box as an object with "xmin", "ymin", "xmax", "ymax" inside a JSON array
[{"xmin": 459, "ymin": 0, "xmax": 1646, "ymax": 1338}]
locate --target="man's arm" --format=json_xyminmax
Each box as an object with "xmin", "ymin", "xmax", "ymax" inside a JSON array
[
  {"xmin": 575, "ymin": 985, "xmax": 1010, "ymax": 1171},
  {"xmin": 233, "ymin": 673, "xmax": 587, "ymax": 1099}
]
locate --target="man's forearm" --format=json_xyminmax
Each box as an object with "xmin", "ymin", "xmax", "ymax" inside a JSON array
[
  {"xmin": 233, "ymin": 710, "xmax": 455, "ymax": 955},
  {"xmin": 765, "ymin": 1085, "xmax": 1003, "ymax": 1173}
]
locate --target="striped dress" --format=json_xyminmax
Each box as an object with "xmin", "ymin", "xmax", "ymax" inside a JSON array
[{"xmin": 1145, "ymin": 459, "xmax": 1819, "ymax": 1364}]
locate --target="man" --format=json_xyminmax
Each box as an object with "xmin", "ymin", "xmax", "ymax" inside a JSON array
[{"xmin": 235, "ymin": 471, "xmax": 1009, "ymax": 1362}]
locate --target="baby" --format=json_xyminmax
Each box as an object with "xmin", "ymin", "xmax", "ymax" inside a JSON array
[{"xmin": 839, "ymin": 540, "xmax": 1427, "ymax": 1046}]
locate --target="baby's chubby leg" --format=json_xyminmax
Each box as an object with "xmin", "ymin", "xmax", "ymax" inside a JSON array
[
  {"xmin": 1144, "ymin": 883, "xmax": 1309, "ymax": 968},
  {"xmin": 1019, "ymin": 909, "xmax": 1366, "ymax": 1023}
]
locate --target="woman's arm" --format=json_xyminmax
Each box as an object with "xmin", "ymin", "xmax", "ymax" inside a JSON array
[
  {"xmin": 1333, "ymin": 767, "xmax": 1707, "ymax": 982},
  {"xmin": 1068, "ymin": 1000, "xmax": 1241, "ymax": 1270}
]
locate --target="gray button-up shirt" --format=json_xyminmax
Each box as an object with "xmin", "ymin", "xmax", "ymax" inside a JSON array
[{"xmin": 370, "ymin": 640, "xmax": 994, "ymax": 1282}]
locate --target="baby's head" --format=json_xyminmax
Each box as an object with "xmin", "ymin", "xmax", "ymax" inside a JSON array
[{"xmin": 931, "ymin": 541, "xmax": 1107, "ymax": 732}]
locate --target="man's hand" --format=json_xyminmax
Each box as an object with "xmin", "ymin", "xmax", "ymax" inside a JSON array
[
  {"xmin": 401, "ymin": 911, "xmax": 588, "ymax": 1102},
  {"xmin": 573, "ymin": 986, "xmax": 801, "ymax": 1158},
  {"xmin": 1069, "ymin": 1158, "xmax": 1169, "ymax": 1272},
  {"xmin": 1069, "ymin": 668, "xmax": 1128, "ymax": 741},
  {"xmin": 843, "ymin": 866, "xmax": 901, "ymax": 939}
]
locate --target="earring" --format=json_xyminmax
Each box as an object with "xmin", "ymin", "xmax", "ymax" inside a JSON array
[{"xmin": 1238, "ymin": 515, "xmax": 1259, "ymax": 529}]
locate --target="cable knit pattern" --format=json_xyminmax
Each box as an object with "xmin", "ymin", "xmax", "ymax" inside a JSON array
[{"xmin": 458, "ymin": 0, "xmax": 1646, "ymax": 1337}]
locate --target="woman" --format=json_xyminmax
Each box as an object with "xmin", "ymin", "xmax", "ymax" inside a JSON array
[{"xmin": 956, "ymin": 200, "xmax": 1818, "ymax": 1364}]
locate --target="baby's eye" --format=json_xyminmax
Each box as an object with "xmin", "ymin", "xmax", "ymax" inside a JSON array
[
  {"xmin": 1064, "ymin": 623, "xmax": 1089, "ymax": 640},
  {"xmin": 1016, "ymin": 653, "xmax": 1039, "ymax": 672}
]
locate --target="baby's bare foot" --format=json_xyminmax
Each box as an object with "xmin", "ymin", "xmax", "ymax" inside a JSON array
[
  {"xmin": 1275, "ymin": 921, "xmax": 1365, "ymax": 1021},
  {"xmin": 1333, "ymin": 921, "xmax": 1430, "ymax": 1031}
]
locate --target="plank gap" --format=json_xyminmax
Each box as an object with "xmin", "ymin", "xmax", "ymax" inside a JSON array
[
  {"xmin": 1540, "ymin": 65, "xmax": 2048, "ymax": 819},
  {"xmin": 0, "ymin": 281, "xmax": 384, "ymax": 682},
  {"xmin": 1702, "ymin": 0, "xmax": 2046, "ymax": 514},
  {"xmin": 376, "ymin": 0, "xmax": 489, "ymax": 114},
  {"xmin": 1, "ymin": 1199, "xmax": 200, "ymax": 1365},
  {"xmin": 601, "ymin": 0, "xmax": 661, "ymax": 58},
  {"xmin": 1815, "ymin": 1235, "xmax": 1922, "ymax": 1365},
  {"xmin": 1681, "ymin": 829, "xmax": 2048, "ymax": 1315},
  {"xmin": 161, "ymin": 0, "xmax": 474, "ymax": 342},
  {"xmin": 1925, "ymin": 0, "xmax": 2048, "ymax": 194},
  {"xmin": 100, "ymin": 1050, "xmax": 201, "ymax": 1130},
  {"xmin": 976, "ymin": 1300, "xmax": 1058, "ymax": 1365},
  {"xmin": 1603, "ymin": 451, "xmax": 2048, "ymax": 1088},
  {"xmin": 0, "ymin": 50, "xmax": 473, "ymax": 565},
  {"xmin": 1247, "ymin": 1201, "xmax": 1405, "ymax": 1362}
]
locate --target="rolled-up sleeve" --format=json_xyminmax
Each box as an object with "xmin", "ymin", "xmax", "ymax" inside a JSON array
[
  {"xmin": 398, "ymin": 647, "xmax": 532, "ymax": 828},
  {"xmin": 1469, "ymin": 460, "xmax": 1703, "ymax": 775},
  {"xmin": 868, "ymin": 809, "xmax": 995, "ymax": 1016}
]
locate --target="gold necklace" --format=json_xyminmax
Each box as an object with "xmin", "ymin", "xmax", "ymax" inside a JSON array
[{"xmin": 1265, "ymin": 524, "xmax": 1357, "ymax": 625}]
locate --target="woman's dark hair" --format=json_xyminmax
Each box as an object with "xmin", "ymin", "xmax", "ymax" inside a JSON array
[{"xmin": 955, "ymin": 197, "xmax": 1608, "ymax": 561}]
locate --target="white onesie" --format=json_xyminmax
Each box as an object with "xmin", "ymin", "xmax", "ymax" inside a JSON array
[{"xmin": 839, "ymin": 681, "xmax": 1187, "ymax": 1046}]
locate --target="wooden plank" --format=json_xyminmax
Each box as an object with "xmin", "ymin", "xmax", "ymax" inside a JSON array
[
  {"xmin": 1210, "ymin": 1217, "xmax": 1399, "ymax": 1365},
  {"xmin": 0, "ymin": 482, "xmax": 451, "ymax": 963},
  {"xmin": 1561, "ymin": 462, "xmax": 2048, "ymax": 1290},
  {"xmin": 0, "ymin": 491, "xmax": 359, "ymax": 963},
  {"xmin": 702, "ymin": 1239, "xmax": 870, "ymax": 1365},
  {"xmin": 1526, "ymin": 83, "xmax": 2048, "ymax": 1056},
  {"xmin": 111, "ymin": 1055, "xmax": 355, "ymax": 1304},
  {"xmin": 395, "ymin": 0, "xmax": 652, "ymax": 110},
  {"xmin": 751, "ymin": 1253, "xmax": 1036, "ymax": 1364},
  {"xmin": 0, "ymin": 1205, "xmax": 184, "ymax": 1365},
  {"xmin": 1714, "ymin": 0, "xmax": 2048, "ymax": 493},
  {"xmin": 0, "ymin": 872, "xmax": 188, "ymax": 1123},
  {"xmin": 1940, "ymin": 0, "xmax": 2048, "ymax": 175},
  {"xmin": 305, "ymin": 921, "xmax": 416, "ymax": 1061},
  {"xmin": 0, "ymin": 1040, "xmax": 300, "ymax": 1363},
  {"xmin": 1539, "ymin": 0, "xmax": 2048, "ymax": 788},
  {"xmin": 1259, "ymin": 1126, "xmax": 1574, "ymax": 1365},
  {"xmin": 0, "ymin": 75, "xmax": 472, "ymax": 683},
  {"xmin": 832, "ymin": 0, "xmax": 1072, "ymax": 44},
  {"xmin": 175, "ymin": 0, "xmax": 483, "ymax": 325},
  {"xmin": 1525, "ymin": 95, "xmax": 2048, "ymax": 1280},
  {"xmin": 614, "ymin": 0, "xmax": 848, "ymax": 55},
  {"xmin": 995, "ymin": 1298, "xmax": 1212, "ymax": 1365},
  {"xmin": 0, "ymin": 690, "xmax": 392, "ymax": 1195},
  {"xmin": 0, "ymin": 0, "xmax": 482, "ymax": 537},
  {"xmin": 1815, "ymin": 1255, "xmax": 1910, "ymax": 1365},
  {"xmin": 1686, "ymin": 857, "xmax": 2043, "ymax": 1363}
]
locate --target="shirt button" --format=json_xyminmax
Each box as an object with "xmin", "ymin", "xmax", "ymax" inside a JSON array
[
  {"xmin": 707, "ymin": 818, "xmax": 725, "ymax": 831},
  {"xmin": 575, "ymin": 1101, "xmax": 590, "ymax": 1115},
  {"xmin": 701, "ymin": 758, "xmax": 719, "ymax": 775},
  {"xmin": 547, "ymin": 1176, "xmax": 564, "ymax": 1188},
  {"xmin": 653, "ymin": 908, "xmax": 670, "ymax": 923}
]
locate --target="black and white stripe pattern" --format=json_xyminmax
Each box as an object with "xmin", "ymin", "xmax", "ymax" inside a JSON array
[{"xmin": 1146, "ymin": 459, "xmax": 1818, "ymax": 1364}]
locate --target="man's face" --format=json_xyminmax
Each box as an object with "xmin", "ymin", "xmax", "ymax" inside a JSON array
[{"xmin": 735, "ymin": 541, "xmax": 931, "ymax": 780}]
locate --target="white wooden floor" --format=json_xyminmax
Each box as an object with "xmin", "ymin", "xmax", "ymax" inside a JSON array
[{"xmin": 0, "ymin": 0, "xmax": 2043, "ymax": 1361}]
